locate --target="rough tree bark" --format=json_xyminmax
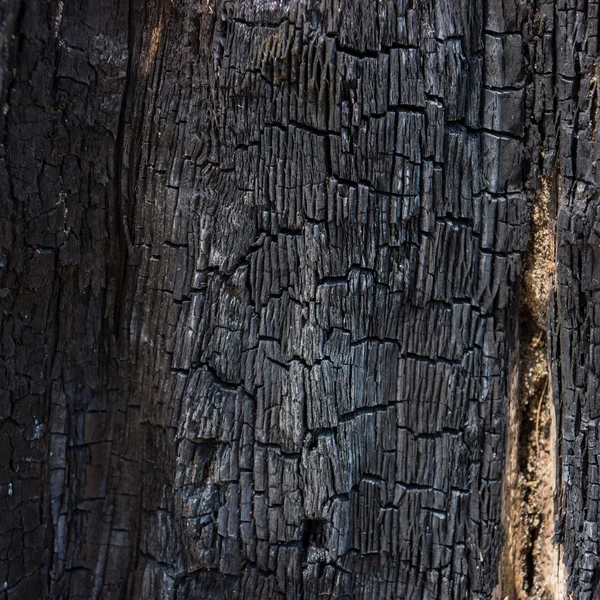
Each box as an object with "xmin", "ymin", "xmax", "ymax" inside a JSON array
[{"xmin": 0, "ymin": 0, "xmax": 598, "ymax": 599}]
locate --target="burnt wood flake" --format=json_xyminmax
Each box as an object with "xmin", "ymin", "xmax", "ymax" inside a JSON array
[{"xmin": 0, "ymin": 0, "xmax": 598, "ymax": 598}]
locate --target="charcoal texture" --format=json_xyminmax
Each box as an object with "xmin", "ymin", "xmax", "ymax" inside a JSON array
[{"xmin": 0, "ymin": 0, "xmax": 596, "ymax": 598}]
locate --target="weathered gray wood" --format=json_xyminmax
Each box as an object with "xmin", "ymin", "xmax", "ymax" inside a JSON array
[{"xmin": 0, "ymin": 0, "xmax": 595, "ymax": 598}]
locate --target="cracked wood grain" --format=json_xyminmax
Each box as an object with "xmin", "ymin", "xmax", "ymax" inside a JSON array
[{"xmin": 0, "ymin": 0, "xmax": 597, "ymax": 599}]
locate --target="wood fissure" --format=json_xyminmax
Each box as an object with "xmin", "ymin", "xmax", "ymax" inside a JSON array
[{"xmin": 499, "ymin": 176, "xmax": 559, "ymax": 600}]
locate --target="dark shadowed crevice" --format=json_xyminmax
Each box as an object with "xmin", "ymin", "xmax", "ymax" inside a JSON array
[
  {"xmin": 112, "ymin": 0, "xmax": 138, "ymax": 342},
  {"xmin": 301, "ymin": 518, "xmax": 327, "ymax": 574},
  {"xmin": 302, "ymin": 518, "xmax": 325, "ymax": 550}
]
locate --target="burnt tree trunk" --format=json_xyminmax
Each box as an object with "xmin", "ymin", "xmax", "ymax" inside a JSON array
[{"xmin": 0, "ymin": 0, "xmax": 598, "ymax": 599}]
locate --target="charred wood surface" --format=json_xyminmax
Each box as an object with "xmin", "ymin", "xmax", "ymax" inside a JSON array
[{"xmin": 0, "ymin": 0, "xmax": 597, "ymax": 598}]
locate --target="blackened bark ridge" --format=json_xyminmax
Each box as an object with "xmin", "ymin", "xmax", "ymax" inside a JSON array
[
  {"xmin": 531, "ymin": 0, "xmax": 600, "ymax": 597},
  {"xmin": 0, "ymin": 1, "xmax": 597, "ymax": 599}
]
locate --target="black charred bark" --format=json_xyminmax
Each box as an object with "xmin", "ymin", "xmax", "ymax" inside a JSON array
[{"xmin": 0, "ymin": 0, "xmax": 596, "ymax": 599}]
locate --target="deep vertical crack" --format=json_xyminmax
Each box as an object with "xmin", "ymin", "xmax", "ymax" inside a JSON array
[{"xmin": 113, "ymin": 0, "xmax": 136, "ymax": 341}]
